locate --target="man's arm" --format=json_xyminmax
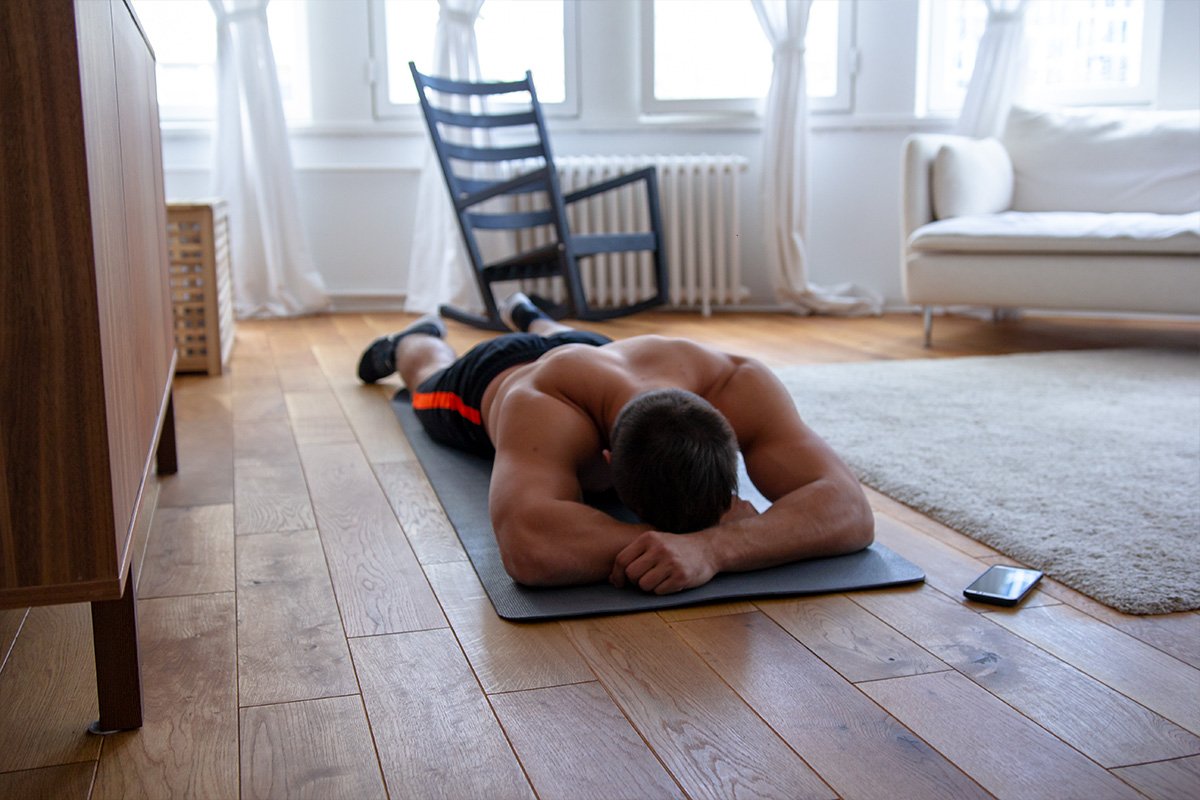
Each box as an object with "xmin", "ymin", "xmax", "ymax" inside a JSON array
[
  {"xmin": 612, "ymin": 360, "xmax": 874, "ymax": 594},
  {"xmin": 488, "ymin": 389, "xmax": 652, "ymax": 586}
]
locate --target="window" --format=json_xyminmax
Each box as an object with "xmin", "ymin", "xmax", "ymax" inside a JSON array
[
  {"xmin": 369, "ymin": 0, "xmax": 579, "ymax": 118},
  {"xmin": 643, "ymin": 0, "xmax": 856, "ymax": 115},
  {"xmin": 132, "ymin": 0, "xmax": 311, "ymax": 124},
  {"xmin": 922, "ymin": 0, "xmax": 1164, "ymax": 115}
]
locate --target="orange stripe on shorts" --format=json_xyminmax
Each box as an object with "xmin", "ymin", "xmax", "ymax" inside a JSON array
[{"xmin": 411, "ymin": 391, "xmax": 482, "ymax": 425}]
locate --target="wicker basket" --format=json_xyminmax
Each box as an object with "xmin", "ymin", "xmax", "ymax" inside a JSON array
[{"xmin": 166, "ymin": 201, "xmax": 234, "ymax": 375}]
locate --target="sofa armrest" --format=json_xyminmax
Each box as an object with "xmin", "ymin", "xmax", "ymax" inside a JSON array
[{"xmin": 901, "ymin": 133, "xmax": 966, "ymax": 244}]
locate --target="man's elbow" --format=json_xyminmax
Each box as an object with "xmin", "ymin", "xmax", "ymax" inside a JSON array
[
  {"xmin": 496, "ymin": 527, "xmax": 558, "ymax": 587},
  {"xmin": 844, "ymin": 487, "xmax": 875, "ymax": 552},
  {"xmin": 822, "ymin": 480, "xmax": 873, "ymax": 554}
]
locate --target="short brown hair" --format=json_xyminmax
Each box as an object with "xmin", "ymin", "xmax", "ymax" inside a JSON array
[{"xmin": 608, "ymin": 389, "xmax": 738, "ymax": 533}]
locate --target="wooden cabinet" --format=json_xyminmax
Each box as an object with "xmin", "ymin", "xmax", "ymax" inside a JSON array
[{"xmin": 0, "ymin": 0, "xmax": 178, "ymax": 732}]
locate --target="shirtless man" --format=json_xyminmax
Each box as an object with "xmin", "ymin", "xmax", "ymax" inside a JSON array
[{"xmin": 358, "ymin": 294, "xmax": 873, "ymax": 595}]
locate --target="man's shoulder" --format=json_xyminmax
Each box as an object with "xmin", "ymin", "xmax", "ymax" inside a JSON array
[{"xmin": 608, "ymin": 334, "xmax": 743, "ymax": 366}]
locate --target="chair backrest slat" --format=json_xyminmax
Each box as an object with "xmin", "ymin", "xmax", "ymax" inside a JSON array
[
  {"xmin": 427, "ymin": 107, "xmax": 538, "ymax": 130},
  {"xmin": 466, "ymin": 209, "xmax": 556, "ymax": 230},
  {"xmin": 416, "ymin": 72, "xmax": 530, "ymax": 96},
  {"xmin": 442, "ymin": 141, "xmax": 547, "ymax": 163},
  {"xmin": 457, "ymin": 175, "xmax": 547, "ymax": 196}
]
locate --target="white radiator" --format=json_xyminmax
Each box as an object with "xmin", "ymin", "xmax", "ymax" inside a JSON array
[{"xmin": 513, "ymin": 154, "xmax": 750, "ymax": 316}]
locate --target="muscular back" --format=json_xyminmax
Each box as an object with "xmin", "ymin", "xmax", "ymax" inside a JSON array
[{"xmin": 481, "ymin": 335, "xmax": 746, "ymax": 452}]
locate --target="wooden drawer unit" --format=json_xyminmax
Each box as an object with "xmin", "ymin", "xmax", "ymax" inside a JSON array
[
  {"xmin": 0, "ymin": 0, "xmax": 178, "ymax": 734},
  {"xmin": 168, "ymin": 201, "xmax": 235, "ymax": 375}
]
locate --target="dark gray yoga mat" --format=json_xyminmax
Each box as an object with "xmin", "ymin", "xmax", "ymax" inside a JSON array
[{"xmin": 392, "ymin": 391, "xmax": 924, "ymax": 620}]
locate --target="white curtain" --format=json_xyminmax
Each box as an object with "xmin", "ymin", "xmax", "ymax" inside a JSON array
[
  {"xmin": 404, "ymin": 0, "xmax": 487, "ymax": 315},
  {"xmin": 752, "ymin": 0, "xmax": 881, "ymax": 316},
  {"xmin": 209, "ymin": 0, "xmax": 328, "ymax": 318},
  {"xmin": 956, "ymin": 0, "xmax": 1029, "ymax": 139}
]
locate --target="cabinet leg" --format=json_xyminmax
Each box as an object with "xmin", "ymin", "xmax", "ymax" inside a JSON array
[
  {"xmin": 89, "ymin": 568, "xmax": 143, "ymax": 734},
  {"xmin": 156, "ymin": 389, "xmax": 178, "ymax": 475}
]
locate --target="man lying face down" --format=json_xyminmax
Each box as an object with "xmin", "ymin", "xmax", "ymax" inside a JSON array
[{"xmin": 358, "ymin": 293, "xmax": 874, "ymax": 595}]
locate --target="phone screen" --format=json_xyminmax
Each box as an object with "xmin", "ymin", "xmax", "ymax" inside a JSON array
[{"xmin": 964, "ymin": 565, "xmax": 1043, "ymax": 605}]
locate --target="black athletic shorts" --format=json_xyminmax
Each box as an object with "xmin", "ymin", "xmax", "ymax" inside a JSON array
[{"xmin": 411, "ymin": 330, "xmax": 612, "ymax": 457}]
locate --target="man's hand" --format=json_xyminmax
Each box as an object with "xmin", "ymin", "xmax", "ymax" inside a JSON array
[
  {"xmin": 609, "ymin": 530, "xmax": 719, "ymax": 595},
  {"xmin": 610, "ymin": 498, "xmax": 762, "ymax": 594}
]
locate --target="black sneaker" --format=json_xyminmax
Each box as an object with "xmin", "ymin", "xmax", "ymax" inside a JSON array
[{"xmin": 357, "ymin": 313, "xmax": 447, "ymax": 384}]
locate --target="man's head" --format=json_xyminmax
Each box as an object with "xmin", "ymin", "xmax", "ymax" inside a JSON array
[{"xmin": 608, "ymin": 388, "xmax": 739, "ymax": 533}]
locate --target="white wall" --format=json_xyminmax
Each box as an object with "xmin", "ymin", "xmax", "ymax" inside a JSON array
[{"xmin": 159, "ymin": 0, "xmax": 1200, "ymax": 311}]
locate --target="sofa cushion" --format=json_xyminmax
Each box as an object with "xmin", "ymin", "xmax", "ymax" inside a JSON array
[
  {"xmin": 932, "ymin": 137, "xmax": 1014, "ymax": 219},
  {"xmin": 1002, "ymin": 106, "xmax": 1200, "ymax": 215},
  {"xmin": 909, "ymin": 211, "xmax": 1200, "ymax": 255}
]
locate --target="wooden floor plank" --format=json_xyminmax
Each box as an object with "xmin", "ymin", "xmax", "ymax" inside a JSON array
[
  {"xmin": 655, "ymin": 600, "xmax": 758, "ymax": 622},
  {"xmin": 491, "ymin": 682, "xmax": 687, "ymax": 800},
  {"xmin": 172, "ymin": 372, "xmax": 232, "ymax": 397},
  {"xmin": 157, "ymin": 391, "xmax": 233, "ymax": 508},
  {"xmin": 424, "ymin": 560, "xmax": 594, "ymax": 694},
  {"xmin": 673, "ymin": 611, "xmax": 991, "ymax": 800},
  {"xmin": 234, "ymin": 419, "xmax": 301, "ymax": 466},
  {"xmin": 290, "ymin": 414, "xmax": 357, "ymax": 446},
  {"xmin": 138, "ymin": 504, "xmax": 235, "ymax": 599},
  {"xmin": 853, "ymin": 585, "xmax": 1200, "ymax": 768},
  {"xmin": 240, "ymin": 696, "xmax": 386, "ymax": 800},
  {"xmin": 861, "ymin": 670, "xmax": 1144, "ymax": 800},
  {"xmin": 350, "ymin": 629, "xmax": 534, "ymax": 800},
  {"xmin": 865, "ymin": 487, "xmax": 999, "ymax": 558},
  {"xmin": 873, "ymin": 514, "xmax": 1058, "ymax": 608},
  {"xmin": 276, "ymin": 364, "xmax": 332, "ymax": 394},
  {"xmin": 235, "ymin": 461, "xmax": 318, "ymax": 536},
  {"xmin": 984, "ymin": 603, "xmax": 1200, "ymax": 735},
  {"xmin": 758, "ymin": 593, "xmax": 949, "ymax": 682},
  {"xmin": 372, "ymin": 460, "xmax": 468, "ymax": 565},
  {"xmin": 268, "ymin": 327, "xmax": 320, "ymax": 361},
  {"xmin": 1020, "ymin": 570, "xmax": 1200, "ymax": 669},
  {"xmin": 233, "ymin": 418, "xmax": 317, "ymax": 535},
  {"xmin": 310, "ymin": 345, "xmax": 418, "ymax": 463},
  {"xmin": 285, "ymin": 390, "xmax": 345, "ymax": 421},
  {"xmin": 563, "ymin": 612, "xmax": 836, "ymax": 800},
  {"xmin": 971, "ymin": 551, "xmax": 1200, "ymax": 671},
  {"xmin": 1111, "ymin": 755, "xmax": 1200, "ymax": 800},
  {"xmin": 91, "ymin": 593, "xmax": 238, "ymax": 800},
  {"xmin": 231, "ymin": 389, "xmax": 289, "ymax": 426},
  {"xmin": 0, "ymin": 605, "xmax": 100, "ymax": 772},
  {"xmin": 298, "ymin": 442, "xmax": 445, "ymax": 636},
  {"xmin": 0, "ymin": 762, "xmax": 96, "ymax": 800},
  {"xmin": 228, "ymin": 353, "xmax": 280, "ymax": 395},
  {"xmin": 236, "ymin": 530, "xmax": 359, "ymax": 707}
]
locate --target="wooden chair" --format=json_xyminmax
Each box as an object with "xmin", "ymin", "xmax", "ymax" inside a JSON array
[{"xmin": 410, "ymin": 62, "xmax": 668, "ymax": 330}]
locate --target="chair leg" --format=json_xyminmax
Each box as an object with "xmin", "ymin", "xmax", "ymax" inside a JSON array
[{"xmin": 923, "ymin": 306, "xmax": 933, "ymax": 348}]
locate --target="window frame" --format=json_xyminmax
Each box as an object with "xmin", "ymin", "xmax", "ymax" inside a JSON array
[
  {"xmin": 133, "ymin": 0, "xmax": 311, "ymax": 125},
  {"xmin": 921, "ymin": 0, "xmax": 1165, "ymax": 117},
  {"xmin": 639, "ymin": 0, "xmax": 857, "ymax": 117},
  {"xmin": 367, "ymin": 0, "xmax": 581, "ymax": 121}
]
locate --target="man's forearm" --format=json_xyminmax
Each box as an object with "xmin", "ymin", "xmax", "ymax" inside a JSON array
[
  {"xmin": 709, "ymin": 477, "xmax": 874, "ymax": 574},
  {"xmin": 495, "ymin": 502, "xmax": 652, "ymax": 587}
]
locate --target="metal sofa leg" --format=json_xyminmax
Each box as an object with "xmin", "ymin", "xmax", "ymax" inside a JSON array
[{"xmin": 923, "ymin": 306, "xmax": 932, "ymax": 348}]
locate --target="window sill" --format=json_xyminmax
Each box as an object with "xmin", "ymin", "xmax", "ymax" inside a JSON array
[{"xmin": 158, "ymin": 112, "xmax": 963, "ymax": 140}]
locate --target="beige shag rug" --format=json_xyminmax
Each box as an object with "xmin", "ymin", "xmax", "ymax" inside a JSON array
[{"xmin": 774, "ymin": 348, "xmax": 1200, "ymax": 615}]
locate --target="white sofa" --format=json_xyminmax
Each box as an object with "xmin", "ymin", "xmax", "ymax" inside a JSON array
[{"xmin": 901, "ymin": 105, "xmax": 1200, "ymax": 345}]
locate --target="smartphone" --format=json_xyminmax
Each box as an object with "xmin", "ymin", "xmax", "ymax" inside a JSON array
[{"xmin": 963, "ymin": 565, "xmax": 1043, "ymax": 607}]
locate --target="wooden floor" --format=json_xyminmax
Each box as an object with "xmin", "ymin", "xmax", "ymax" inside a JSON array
[{"xmin": 1, "ymin": 310, "xmax": 1198, "ymax": 800}]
